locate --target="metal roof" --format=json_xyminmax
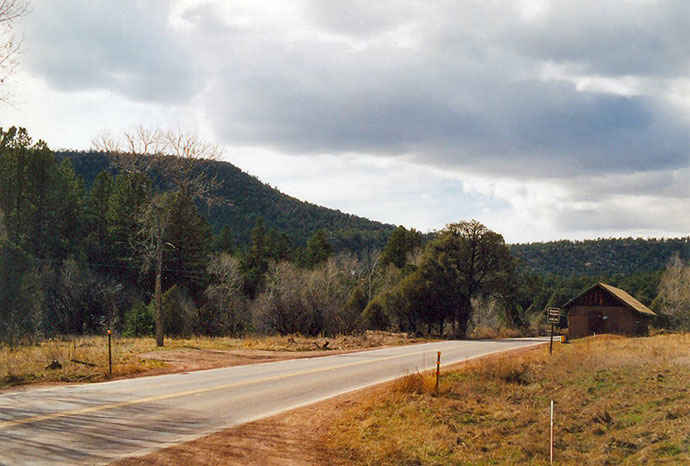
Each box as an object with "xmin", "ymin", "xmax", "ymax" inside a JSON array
[{"xmin": 562, "ymin": 282, "xmax": 657, "ymax": 316}]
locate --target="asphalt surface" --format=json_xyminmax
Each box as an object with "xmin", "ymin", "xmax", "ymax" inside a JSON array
[{"xmin": 0, "ymin": 337, "xmax": 548, "ymax": 465}]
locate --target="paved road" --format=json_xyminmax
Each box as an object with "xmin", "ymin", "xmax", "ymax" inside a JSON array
[{"xmin": 0, "ymin": 338, "xmax": 547, "ymax": 465}]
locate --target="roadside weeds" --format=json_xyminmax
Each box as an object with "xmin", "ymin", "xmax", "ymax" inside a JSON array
[
  {"xmin": 0, "ymin": 332, "xmax": 427, "ymax": 390},
  {"xmin": 324, "ymin": 334, "xmax": 690, "ymax": 465}
]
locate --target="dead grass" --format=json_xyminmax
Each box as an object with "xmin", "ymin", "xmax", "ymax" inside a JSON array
[
  {"xmin": 0, "ymin": 331, "xmax": 426, "ymax": 390},
  {"xmin": 0, "ymin": 336, "xmax": 164, "ymax": 388},
  {"xmin": 324, "ymin": 334, "xmax": 690, "ymax": 465},
  {"xmin": 469, "ymin": 325, "xmax": 525, "ymax": 339}
]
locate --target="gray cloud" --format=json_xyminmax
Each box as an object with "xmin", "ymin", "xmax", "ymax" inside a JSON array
[
  {"xmin": 498, "ymin": 1, "xmax": 690, "ymax": 78},
  {"xmin": 566, "ymin": 168, "xmax": 690, "ymax": 202},
  {"xmin": 201, "ymin": 23, "xmax": 688, "ymax": 178},
  {"xmin": 552, "ymin": 196, "xmax": 690, "ymax": 235},
  {"xmin": 24, "ymin": 0, "xmax": 199, "ymax": 103},
  {"xmin": 21, "ymin": 1, "xmax": 688, "ymax": 180},
  {"xmin": 14, "ymin": 0, "xmax": 689, "ymax": 238}
]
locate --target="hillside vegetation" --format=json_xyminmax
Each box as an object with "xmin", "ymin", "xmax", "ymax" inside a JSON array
[
  {"xmin": 62, "ymin": 150, "xmax": 395, "ymax": 251},
  {"xmin": 511, "ymin": 237, "xmax": 688, "ymax": 276},
  {"xmin": 2, "ymin": 126, "xmax": 688, "ymax": 349}
]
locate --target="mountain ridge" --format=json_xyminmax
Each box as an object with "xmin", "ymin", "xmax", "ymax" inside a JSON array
[
  {"xmin": 59, "ymin": 150, "xmax": 397, "ymax": 252},
  {"xmin": 61, "ymin": 151, "xmax": 688, "ymax": 276}
]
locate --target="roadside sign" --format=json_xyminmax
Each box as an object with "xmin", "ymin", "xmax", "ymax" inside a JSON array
[
  {"xmin": 547, "ymin": 307, "xmax": 560, "ymax": 324},
  {"xmin": 547, "ymin": 308, "xmax": 560, "ymax": 355}
]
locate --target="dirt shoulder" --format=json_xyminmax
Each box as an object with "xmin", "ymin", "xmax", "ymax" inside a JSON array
[
  {"xmin": 1, "ymin": 332, "xmax": 428, "ymax": 392},
  {"xmin": 113, "ymin": 343, "xmax": 546, "ymax": 466},
  {"xmin": 134, "ymin": 345, "xmax": 392, "ymax": 374},
  {"xmin": 0, "ymin": 346, "xmax": 361, "ymax": 394}
]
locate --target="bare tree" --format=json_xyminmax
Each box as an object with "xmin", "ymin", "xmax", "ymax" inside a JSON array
[
  {"xmin": 92, "ymin": 125, "xmax": 162, "ymax": 174},
  {"xmin": 254, "ymin": 261, "xmax": 308, "ymax": 335},
  {"xmin": 204, "ymin": 253, "xmax": 248, "ymax": 335},
  {"xmin": 654, "ymin": 254, "xmax": 690, "ymax": 330},
  {"xmin": 1, "ymin": 0, "xmax": 29, "ymax": 97},
  {"xmin": 254, "ymin": 254, "xmax": 367, "ymax": 336},
  {"xmin": 93, "ymin": 126, "xmax": 225, "ymax": 346}
]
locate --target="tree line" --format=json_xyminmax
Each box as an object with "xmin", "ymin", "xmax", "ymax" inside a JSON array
[
  {"xmin": 511, "ymin": 237, "xmax": 688, "ymax": 276},
  {"xmin": 61, "ymin": 150, "xmax": 396, "ymax": 252},
  {"xmin": 2, "ymin": 126, "xmax": 688, "ymax": 345}
]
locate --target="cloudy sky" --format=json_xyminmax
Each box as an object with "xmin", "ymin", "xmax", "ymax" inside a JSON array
[{"xmin": 1, "ymin": 0, "xmax": 688, "ymax": 243}]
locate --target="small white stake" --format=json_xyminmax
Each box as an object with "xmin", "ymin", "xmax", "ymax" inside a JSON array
[{"xmin": 550, "ymin": 400, "xmax": 554, "ymax": 464}]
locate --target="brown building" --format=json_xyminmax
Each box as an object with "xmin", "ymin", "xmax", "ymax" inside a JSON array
[{"xmin": 564, "ymin": 282, "xmax": 656, "ymax": 339}]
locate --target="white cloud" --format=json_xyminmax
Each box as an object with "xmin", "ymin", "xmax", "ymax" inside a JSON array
[{"xmin": 1, "ymin": 0, "xmax": 688, "ymax": 242}]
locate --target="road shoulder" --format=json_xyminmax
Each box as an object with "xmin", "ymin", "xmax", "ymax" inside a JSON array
[{"xmin": 113, "ymin": 343, "xmax": 545, "ymax": 465}]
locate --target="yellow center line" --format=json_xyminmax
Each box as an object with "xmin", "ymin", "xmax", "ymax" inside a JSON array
[{"xmin": 0, "ymin": 341, "xmax": 484, "ymax": 430}]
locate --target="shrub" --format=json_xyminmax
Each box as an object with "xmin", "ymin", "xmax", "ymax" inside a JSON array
[
  {"xmin": 162, "ymin": 285, "xmax": 195, "ymax": 336},
  {"xmin": 362, "ymin": 300, "xmax": 389, "ymax": 331},
  {"xmin": 123, "ymin": 302, "xmax": 154, "ymax": 337}
]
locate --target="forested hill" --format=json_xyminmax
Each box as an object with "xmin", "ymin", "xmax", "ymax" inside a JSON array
[
  {"xmin": 510, "ymin": 237, "xmax": 689, "ymax": 276},
  {"xmin": 59, "ymin": 151, "xmax": 688, "ymax": 269},
  {"xmin": 60, "ymin": 151, "xmax": 395, "ymax": 251}
]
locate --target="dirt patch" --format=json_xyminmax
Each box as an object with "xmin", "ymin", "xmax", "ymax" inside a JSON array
[
  {"xmin": 112, "ymin": 344, "xmax": 546, "ymax": 465},
  {"xmin": 0, "ymin": 348, "xmax": 347, "ymax": 394},
  {"xmin": 88, "ymin": 344, "xmax": 413, "ymax": 385},
  {"xmin": 136, "ymin": 347, "xmax": 363, "ymax": 374},
  {"xmin": 113, "ymin": 393, "xmax": 354, "ymax": 466}
]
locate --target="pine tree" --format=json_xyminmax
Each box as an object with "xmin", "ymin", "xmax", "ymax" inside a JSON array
[
  {"xmin": 213, "ymin": 225, "xmax": 234, "ymax": 254},
  {"xmin": 0, "ymin": 238, "xmax": 41, "ymax": 344},
  {"xmin": 163, "ymin": 191, "xmax": 212, "ymax": 298},
  {"xmin": 86, "ymin": 170, "xmax": 115, "ymax": 266},
  {"xmin": 241, "ymin": 217, "xmax": 270, "ymax": 298},
  {"xmin": 53, "ymin": 158, "xmax": 86, "ymax": 258},
  {"xmin": 24, "ymin": 144, "xmax": 62, "ymax": 259},
  {"xmin": 302, "ymin": 230, "xmax": 333, "ymax": 268},
  {"xmin": 0, "ymin": 127, "xmax": 58, "ymax": 257},
  {"xmin": 106, "ymin": 171, "xmax": 151, "ymax": 278},
  {"xmin": 380, "ymin": 225, "xmax": 422, "ymax": 269}
]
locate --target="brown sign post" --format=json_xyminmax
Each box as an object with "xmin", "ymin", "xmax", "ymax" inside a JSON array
[
  {"xmin": 107, "ymin": 329, "xmax": 112, "ymax": 376},
  {"xmin": 547, "ymin": 308, "xmax": 560, "ymax": 355}
]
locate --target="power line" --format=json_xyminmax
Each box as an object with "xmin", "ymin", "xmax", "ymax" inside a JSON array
[{"xmin": 28, "ymin": 255, "xmax": 208, "ymax": 277}]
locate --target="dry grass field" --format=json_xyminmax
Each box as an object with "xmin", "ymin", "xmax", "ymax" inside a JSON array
[
  {"xmin": 0, "ymin": 331, "xmax": 421, "ymax": 389},
  {"xmin": 324, "ymin": 334, "xmax": 690, "ymax": 465}
]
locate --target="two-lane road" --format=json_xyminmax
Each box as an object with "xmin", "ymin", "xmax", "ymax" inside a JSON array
[{"xmin": 0, "ymin": 338, "xmax": 548, "ymax": 465}]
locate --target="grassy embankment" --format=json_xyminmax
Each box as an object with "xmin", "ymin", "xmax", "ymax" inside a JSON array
[
  {"xmin": 0, "ymin": 331, "xmax": 420, "ymax": 389},
  {"xmin": 325, "ymin": 334, "xmax": 690, "ymax": 465}
]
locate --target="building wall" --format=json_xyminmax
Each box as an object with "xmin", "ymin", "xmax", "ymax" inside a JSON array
[{"xmin": 567, "ymin": 305, "xmax": 649, "ymax": 339}]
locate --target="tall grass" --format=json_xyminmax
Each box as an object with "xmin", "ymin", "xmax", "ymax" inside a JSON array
[
  {"xmin": 1, "ymin": 336, "xmax": 166, "ymax": 387},
  {"xmin": 324, "ymin": 334, "xmax": 690, "ymax": 465},
  {"xmin": 0, "ymin": 332, "xmax": 425, "ymax": 389}
]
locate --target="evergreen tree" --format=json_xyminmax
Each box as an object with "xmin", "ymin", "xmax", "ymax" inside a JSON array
[
  {"xmin": 371, "ymin": 220, "xmax": 515, "ymax": 337},
  {"xmin": 428, "ymin": 220, "xmax": 513, "ymax": 337},
  {"xmin": 106, "ymin": 171, "xmax": 151, "ymax": 277},
  {"xmin": 86, "ymin": 170, "xmax": 115, "ymax": 265},
  {"xmin": 25, "ymin": 144, "xmax": 63, "ymax": 259},
  {"xmin": 301, "ymin": 230, "xmax": 333, "ymax": 268},
  {"xmin": 340, "ymin": 285, "xmax": 368, "ymax": 333},
  {"xmin": 0, "ymin": 126, "xmax": 33, "ymax": 245},
  {"xmin": 212, "ymin": 224, "xmax": 234, "ymax": 254},
  {"xmin": 163, "ymin": 191, "xmax": 212, "ymax": 298},
  {"xmin": 0, "ymin": 237, "xmax": 41, "ymax": 344},
  {"xmin": 266, "ymin": 229, "xmax": 293, "ymax": 262},
  {"xmin": 0, "ymin": 126, "xmax": 61, "ymax": 258},
  {"xmin": 361, "ymin": 300, "xmax": 389, "ymax": 331},
  {"xmin": 241, "ymin": 217, "xmax": 270, "ymax": 298},
  {"xmin": 380, "ymin": 225, "xmax": 422, "ymax": 269},
  {"xmin": 53, "ymin": 158, "xmax": 86, "ymax": 258}
]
